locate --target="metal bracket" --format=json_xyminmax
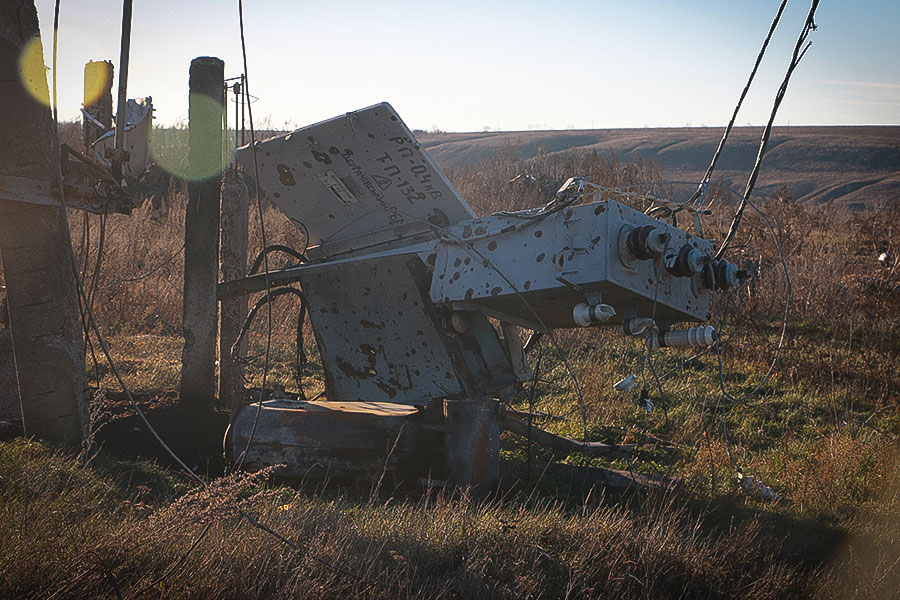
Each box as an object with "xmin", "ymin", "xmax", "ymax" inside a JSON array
[{"xmin": 0, "ymin": 174, "xmax": 132, "ymax": 215}]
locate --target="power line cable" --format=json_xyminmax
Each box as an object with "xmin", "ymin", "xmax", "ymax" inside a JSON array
[
  {"xmin": 716, "ymin": 0, "xmax": 820, "ymax": 259},
  {"xmin": 233, "ymin": 0, "xmax": 275, "ymax": 472},
  {"xmin": 107, "ymin": 242, "xmax": 185, "ymax": 284},
  {"xmin": 682, "ymin": 0, "xmax": 789, "ymax": 214}
]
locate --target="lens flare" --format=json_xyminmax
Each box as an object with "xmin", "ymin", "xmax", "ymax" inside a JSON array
[
  {"xmin": 150, "ymin": 94, "xmax": 232, "ymax": 181},
  {"xmin": 18, "ymin": 35, "xmax": 50, "ymax": 106}
]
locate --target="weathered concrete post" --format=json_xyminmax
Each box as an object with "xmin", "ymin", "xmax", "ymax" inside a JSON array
[
  {"xmin": 218, "ymin": 169, "xmax": 249, "ymax": 411},
  {"xmin": 180, "ymin": 57, "xmax": 224, "ymax": 416},
  {"xmin": 82, "ymin": 60, "xmax": 113, "ymax": 151},
  {"xmin": 0, "ymin": 0, "xmax": 88, "ymax": 440}
]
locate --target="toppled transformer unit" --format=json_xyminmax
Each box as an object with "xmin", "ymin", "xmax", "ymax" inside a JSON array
[{"xmin": 223, "ymin": 103, "xmax": 742, "ymax": 495}]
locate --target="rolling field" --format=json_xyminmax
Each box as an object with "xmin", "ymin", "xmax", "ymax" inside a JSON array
[{"xmin": 419, "ymin": 126, "xmax": 900, "ymax": 211}]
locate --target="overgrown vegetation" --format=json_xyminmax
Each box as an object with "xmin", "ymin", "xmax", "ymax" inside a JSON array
[{"xmin": 0, "ymin": 129, "xmax": 898, "ymax": 598}]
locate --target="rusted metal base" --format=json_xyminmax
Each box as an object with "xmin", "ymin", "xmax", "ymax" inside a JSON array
[
  {"xmin": 226, "ymin": 397, "xmax": 501, "ymax": 497},
  {"xmin": 443, "ymin": 399, "xmax": 500, "ymax": 496}
]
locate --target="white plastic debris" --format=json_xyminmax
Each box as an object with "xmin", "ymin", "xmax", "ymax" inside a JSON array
[
  {"xmin": 614, "ymin": 374, "xmax": 637, "ymax": 393},
  {"xmin": 738, "ymin": 474, "xmax": 781, "ymax": 502}
]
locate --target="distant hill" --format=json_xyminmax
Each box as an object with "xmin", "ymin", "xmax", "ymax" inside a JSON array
[{"xmin": 417, "ymin": 126, "xmax": 900, "ymax": 210}]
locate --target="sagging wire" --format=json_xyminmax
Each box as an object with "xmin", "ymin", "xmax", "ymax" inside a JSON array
[
  {"xmin": 712, "ymin": 196, "xmax": 792, "ymax": 405},
  {"xmin": 73, "ymin": 211, "xmax": 104, "ymax": 386},
  {"xmin": 436, "ymin": 228, "xmax": 591, "ymax": 442},
  {"xmin": 216, "ymin": 29, "xmax": 368, "ymax": 582},
  {"xmin": 689, "ymin": 193, "xmax": 792, "ymax": 495},
  {"xmin": 86, "ymin": 212, "xmax": 106, "ymax": 315},
  {"xmin": 107, "ymin": 241, "xmax": 185, "ymax": 285},
  {"xmin": 230, "ymin": 286, "xmax": 308, "ymax": 399},
  {"xmin": 639, "ymin": 257, "xmax": 670, "ymax": 425},
  {"xmin": 56, "ymin": 3, "xmax": 370, "ymax": 590},
  {"xmin": 248, "ymin": 243, "xmax": 307, "ymax": 276},
  {"xmin": 716, "ymin": 0, "xmax": 820, "ymax": 260},
  {"xmin": 233, "ymin": 0, "xmax": 274, "ymax": 473},
  {"xmin": 675, "ymin": 0, "xmax": 790, "ymax": 218},
  {"xmin": 524, "ymin": 341, "xmax": 546, "ymax": 479}
]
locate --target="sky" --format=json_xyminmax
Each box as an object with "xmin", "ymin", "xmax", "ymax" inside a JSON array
[{"xmin": 33, "ymin": 0, "xmax": 900, "ymax": 132}]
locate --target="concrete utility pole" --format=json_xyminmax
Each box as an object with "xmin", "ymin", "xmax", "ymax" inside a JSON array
[
  {"xmin": 0, "ymin": 0, "xmax": 88, "ymax": 441},
  {"xmin": 180, "ymin": 56, "xmax": 224, "ymax": 417},
  {"xmin": 218, "ymin": 169, "xmax": 249, "ymax": 411}
]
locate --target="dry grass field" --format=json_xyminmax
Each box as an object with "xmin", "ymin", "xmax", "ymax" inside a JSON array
[
  {"xmin": 0, "ymin": 124, "xmax": 898, "ymax": 598},
  {"xmin": 419, "ymin": 126, "xmax": 900, "ymax": 211}
]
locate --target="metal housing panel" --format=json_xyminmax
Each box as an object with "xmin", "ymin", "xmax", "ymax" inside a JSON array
[
  {"xmin": 300, "ymin": 253, "xmax": 517, "ymax": 405},
  {"xmin": 235, "ymin": 103, "xmax": 474, "ymax": 251},
  {"xmin": 430, "ymin": 199, "xmax": 712, "ymax": 327}
]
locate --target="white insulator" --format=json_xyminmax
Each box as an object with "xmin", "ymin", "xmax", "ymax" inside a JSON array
[
  {"xmin": 573, "ymin": 303, "xmax": 616, "ymax": 327},
  {"xmin": 650, "ymin": 325, "xmax": 716, "ymax": 350}
]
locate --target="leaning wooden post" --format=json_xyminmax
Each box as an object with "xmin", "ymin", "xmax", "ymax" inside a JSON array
[
  {"xmin": 180, "ymin": 57, "xmax": 224, "ymax": 416},
  {"xmin": 0, "ymin": 0, "xmax": 88, "ymax": 441},
  {"xmin": 218, "ymin": 169, "xmax": 249, "ymax": 411}
]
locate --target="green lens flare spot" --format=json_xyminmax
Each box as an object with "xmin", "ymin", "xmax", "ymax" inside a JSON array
[{"xmin": 150, "ymin": 94, "xmax": 232, "ymax": 181}]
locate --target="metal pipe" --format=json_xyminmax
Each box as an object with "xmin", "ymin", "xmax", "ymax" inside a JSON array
[
  {"xmin": 240, "ymin": 74, "xmax": 246, "ymax": 146},
  {"xmin": 112, "ymin": 0, "xmax": 133, "ymax": 182},
  {"xmin": 234, "ymin": 82, "xmax": 240, "ymax": 151}
]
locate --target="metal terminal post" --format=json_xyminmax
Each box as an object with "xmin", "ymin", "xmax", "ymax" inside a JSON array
[{"xmin": 649, "ymin": 325, "xmax": 717, "ymax": 350}]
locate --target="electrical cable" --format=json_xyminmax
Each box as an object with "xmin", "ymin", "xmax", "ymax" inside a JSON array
[
  {"xmin": 229, "ymin": 286, "xmax": 308, "ymax": 399},
  {"xmin": 233, "ymin": 0, "xmax": 275, "ymax": 472},
  {"xmin": 107, "ymin": 242, "xmax": 185, "ymax": 285},
  {"xmin": 680, "ymin": 0, "xmax": 789, "ymax": 215},
  {"xmin": 86, "ymin": 212, "xmax": 106, "ymax": 314},
  {"xmin": 50, "ymin": 0, "xmax": 206, "ymax": 487},
  {"xmin": 525, "ymin": 340, "xmax": 546, "ymax": 480},
  {"xmin": 716, "ymin": 0, "xmax": 819, "ymax": 260},
  {"xmin": 641, "ymin": 257, "xmax": 670, "ymax": 425},
  {"xmin": 44, "ymin": 5, "xmax": 373, "ymax": 593},
  {"xmin": 712, "ymin": 196, "xmax": 792, "ymax": 405},
  {"xmin": 248, "ymin": 243, "xmax": 306, "ymax": 276}
]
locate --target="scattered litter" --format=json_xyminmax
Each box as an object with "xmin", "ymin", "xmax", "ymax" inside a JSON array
[
  {"xmin": 614, "ymin": 374, "xmax": 637, "ymax": 392},
  {"xmin": 738, "ymin": 473, "xmax": 781, "ymax": 502}
]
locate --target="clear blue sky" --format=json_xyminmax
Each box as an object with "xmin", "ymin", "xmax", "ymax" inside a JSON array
[{"xmin": 35, "ymin": 0, "xmax": 900, "ymax": 131}]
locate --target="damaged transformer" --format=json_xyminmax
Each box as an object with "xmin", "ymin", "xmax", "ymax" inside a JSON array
[{"xmin": 221, "ymin": 103, "xmax": 742, "ymax": 495}]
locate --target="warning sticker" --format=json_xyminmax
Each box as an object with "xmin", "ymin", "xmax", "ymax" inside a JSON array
[{"xmin": 317, "ymin": 170, "xmax": 357, "ymax": 206}]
